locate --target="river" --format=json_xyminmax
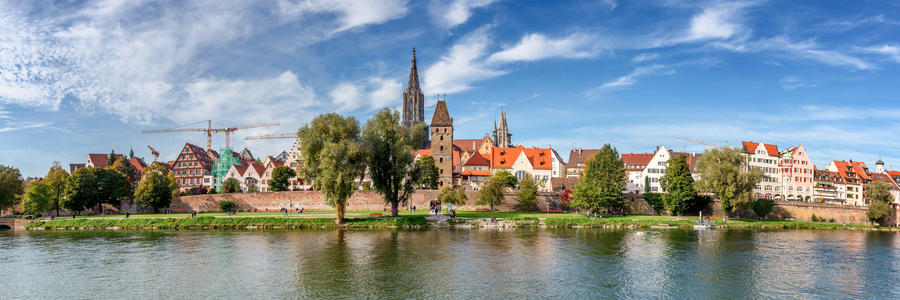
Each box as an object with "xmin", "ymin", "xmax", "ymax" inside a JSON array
[{"xmin": 1, "ymin": 229, "xmax": 899, "ymax": 299}]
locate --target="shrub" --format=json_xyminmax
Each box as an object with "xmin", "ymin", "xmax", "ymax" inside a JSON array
[
  {"xmin": 642, "ymin": 193, "xmax": 664, "ymax": 215},
  {"xmin": 810, "ymin": 214, "xmax": 819, "ymax": 222},
  {"xmin": 220, "ymin": 201, "xmax": 237, "ymax": 213},
  {"xmin": 828, "ymin": 218, "xmax": 835, "ymax": 223},
  {"xmin": 752, "ymin": 199, "xmax": 775, "ymax": 219}
]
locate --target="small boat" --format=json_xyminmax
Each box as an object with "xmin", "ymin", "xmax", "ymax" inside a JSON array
[{"xmin": 694, "ymin": 211, "xmax": 715, "ymax": 229}]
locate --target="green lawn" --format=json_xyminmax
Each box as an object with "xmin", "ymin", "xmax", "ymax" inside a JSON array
[{"xmin": 27, "ymin": 215, "xmax": 429, "ymax": 230}]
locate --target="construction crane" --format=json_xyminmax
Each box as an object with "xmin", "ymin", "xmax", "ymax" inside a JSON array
[
  {"xmin": 142, "ymin": 120, "xmax": 280, "ymax": 150},
  {"xmin": 245, "ymin": 133, "xmax": 296, "ymax": 140},
  {"xmin": 147, "ymin": 145, "xmax": 160, "ymax": 162},
  {"xmin": 677, "ymin": 136, "xmax": 727, "ymax": 148}
]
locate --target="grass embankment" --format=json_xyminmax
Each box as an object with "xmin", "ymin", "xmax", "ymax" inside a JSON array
[{"xmin": 26, "ymin": 216, "xmax": 428, "ymax": 230}]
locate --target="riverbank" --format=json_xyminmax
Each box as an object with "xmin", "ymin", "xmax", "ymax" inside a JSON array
[{"xmin": 21, "ymin": 211, "xmax": 896, "ymax": 231}]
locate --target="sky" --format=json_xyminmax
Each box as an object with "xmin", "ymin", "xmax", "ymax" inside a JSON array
[{"xmin": 2, "ymin": 0, "xmax": 900, "ymax": 177}]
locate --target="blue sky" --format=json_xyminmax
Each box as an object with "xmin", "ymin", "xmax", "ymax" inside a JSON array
[{"xmin": 2, "ymin": 0, "xmax": 900, "ymax": 177}]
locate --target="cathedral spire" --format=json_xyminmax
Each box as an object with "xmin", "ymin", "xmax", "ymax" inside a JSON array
[
  {"xmin": 496, "ymin": 106, "xmax": 512, "ymax": 147},
  {"xmin": 402, "ymin": 47, "xmax": 425, "ymax": 127}
]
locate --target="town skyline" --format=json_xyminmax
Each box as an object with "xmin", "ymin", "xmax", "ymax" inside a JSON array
[{"xmin": 3, "ymin": 1, "xmax": 900, "ymax": 177}]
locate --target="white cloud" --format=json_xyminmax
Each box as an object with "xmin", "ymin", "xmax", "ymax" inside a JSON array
[
  {"xmin": 632, "ymin": 53, "xmax": 660, "ymax": 63},
  {"xmin": 780, "ymin": 77, "xmax": 816, "ymax": 90},
  {"xmin": 601, "ymin": 0, "xmax": 617, "ymax": 11},
  {"xmin": 423, "ymin": 26, "xmax": 506, "ymax": 94},
  {"xmin": 0, "ymin": 121, "xmax": 53, "ymax": 133},
  {"xmin": 280, "ymin": 0, "xmax": 410, "ymax": 32},
  {"xmin": 589, "ymin": 64, "xmax": 673, "ymax": 94},
  {"xmin": 754, "ymin": 37, "xmax": 874, "ymax": 70},
  {"xmin": 862, "ymin": 45, "xmax": 900, "ymax": 63},
  {"xmin": 330, "ymin": 77, "xmax": 402, "ymax": 112},
  {"xmin": 430, "ymin": 0, "xmax": 498, "ymax": 28},
  {"xmin": 488, "ymin": 33, "xmax": 602, "ymax": 63},
  {"xmin": 685, "ymin": 6, "xmax": 742, "ymax": 41}
]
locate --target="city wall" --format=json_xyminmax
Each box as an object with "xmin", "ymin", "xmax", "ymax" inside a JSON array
[{"xmin": 166, "ymin": 191, "xmax": 886, "ymax": 226}]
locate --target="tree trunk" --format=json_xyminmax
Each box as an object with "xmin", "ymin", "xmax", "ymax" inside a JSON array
[
  {"xmin": 335, "ymin": 202, "xmax": 346, "ymax": 225},
  {"xmin": 390, "ymin": 201, "xmax": 399, "ymax": 217}
]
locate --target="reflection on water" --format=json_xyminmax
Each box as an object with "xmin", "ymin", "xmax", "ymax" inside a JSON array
[{"xmin": 1, "ymin": 229, "xmax": 899, "ymax": 299}]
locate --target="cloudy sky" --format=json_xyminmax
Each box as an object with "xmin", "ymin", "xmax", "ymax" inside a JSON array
[{"xmin": 2, "ymin": 0, "xmax": 900, "ymax": 176}]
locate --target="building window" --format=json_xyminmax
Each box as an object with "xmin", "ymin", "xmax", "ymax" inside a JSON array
[{"xmin": 515, "ymin": 171, "xmax": 526, "ymax": 180}]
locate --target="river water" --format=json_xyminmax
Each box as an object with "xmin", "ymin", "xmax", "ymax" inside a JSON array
[{"xmin": 1, "ymin": 228, "xmax": 899, "ymax": 299}]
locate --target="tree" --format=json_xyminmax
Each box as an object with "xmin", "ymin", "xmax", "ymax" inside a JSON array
[
  {"xmin": 64, "ymin": 167, "xmax": 129, "ymax": 213},
  {"xmin": 660, "ymin": 154, "xmax": 699, "ymax": 215},
  {"xmin": 134, "ymin": 164, "xmax": 178, "ymax": 212},
  {"xmin": 494, "ymin": 170, "xmax": 518, "ymax": 188},
  {"xmin": 111, "ymin": 156, "xmax": 140, "ymax": 195},
  {"xmin": 63, "ymin": 167, "xmax": 100, "ymax": 213},
  {"xmin": 416, "ymin": 155, "xmax": 439, "ymax": 190},
  {"xmin": 222, "ymin": 178, "xmax": 241, "ymax": 193},
  {"xmin": 299, "ymin": 113, "xmax": 365, "ymax": 224},
  {"xmin": 477, "ymin": 172, "xmax": 516, "ymax": 211},
  {"xmin": 560, "ymin": 189, "xmax": 573, "ymax": 208},
  {"xmin": 269, "ymin": 166, "xmax": 296, "ymax": 192},
  {"xmin": 516, "ymin": 173, "xmax": 539, "ymax": 210},
  {"xmin": 644, "ymin": 176, "xmax": 650, "ymax": 194},
  {"xmin": 220, "ymin": 200, "xmax": 237, "ymax": 213},
  {"xmin": 22, "ymin": 180, "xmax": 53, "ymax": 214},
  {"xmin": 752, "ymin": 199, "xmax": 775, "ymax": 220},
  {"xmin": 694, "ymin": 147, "xmax": 763, "ymax": 217},
  {"xmin": 571, "ymin": 144, "xmax": 625, "ymax": 213},
  {"xmin": 437, "ymin": 187, "xmax": 467, "ymax": 206},
  {"xmin": 0, "ymin": 165, "xmax": 24, "ymax": 213},
  {"xmin": 108, "ymin": 149, "xmax": 116, "ymax": 166},
  {"xmin": 44, "ymin": 163, "xmax": 69, "ymax": 216},
  {"xmin": 867, "ymin": 180, "xmax": 894, "ymax": 226},
  {"xmin": 362, "ymin": 109, "xmax": 427, "ymax": 217}
]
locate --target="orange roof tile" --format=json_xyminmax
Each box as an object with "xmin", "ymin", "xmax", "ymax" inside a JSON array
[
  {"xmin": 464, "ymin": 152, "xmax": 490, "ymax": 166},
  {"xmin": 742, "ymin": 141, "xmax": 779, "ymax": 156},
  {"xmin": 461, "ymin": 170, "xmax": 492, "ymax": 176},
  {"xmin": 490, "ymin": 145, "xmax": 552, "ymax": 170},
  {"xmin": 621, "ymin": 153, "xmax": 654, "ymax": 166}
]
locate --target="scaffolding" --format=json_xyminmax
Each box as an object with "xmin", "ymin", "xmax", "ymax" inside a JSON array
[{"xmin": 212, "ymin": 148, "xmax": 242, "ymax": 191}]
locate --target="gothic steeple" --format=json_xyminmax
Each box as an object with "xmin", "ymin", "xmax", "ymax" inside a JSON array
[
  {"xmin": 402, "ymin": 48, "xmax": 425, "ymax": 127},
  {"xmin": 496, "ymin": 106, "xmax": 512, "ymax": 147}
]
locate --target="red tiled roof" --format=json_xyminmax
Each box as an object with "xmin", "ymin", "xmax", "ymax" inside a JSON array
[
  {"xmin": 621, "ymin": 153, "xmax": 654, "ymax": 167},
  {"xmin": 464, "ymin": 151, "xmax": 490, "ymax": 166},
  {"xmin": 568, "ymin": 149, "xmax": 603, "ymax": 167},
  {"xmin": 129, "ymin": 156, "xmax": 147, "ymax": 172},
  {"xmin": 249, "ymin": 163, "xmax": 266, "ymax": 177},
  {"xmin": 88, "ymin": 153, "xmax": 124, "ymax": 168},
  {"xmin": 232, "ymin": 164, "xmax": 248, "ymax": 176},
  {"xmin": 461, "ymin": 170, "xmax": 491, "ymax": 176},
  {"xmin": 870, "ymin": 173, "xmax": 899, "ymax": 190},
  {"xmin": 490, "ymin": 145, "xmax": 552, "ymax": 170},
  {"xmin": 742, "ymin": 141, "xmax": 779, "ymax": 156},
  {"xmin": 454, "ymin": 139, "xmax": 485, "ymax": 153}
]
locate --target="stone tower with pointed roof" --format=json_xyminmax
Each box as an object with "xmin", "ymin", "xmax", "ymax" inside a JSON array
[
  {"xmin": 431, "ymin": 99, "xmax": 454, "ymax": 188},
  {"xmin": 493, "ymin": 107, "xmax": 512, "ymax": 147},
  {"xmin": 402, "ymin": 48, "xmax": 425, "ymax": 128}
]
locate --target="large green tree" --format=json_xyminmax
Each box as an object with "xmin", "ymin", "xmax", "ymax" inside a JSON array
[
  {"xmin": 134, "ymin": 164, "xmax": 178, "ymax": 212},
  {"xmin": 64, "ymin": 167, "xmax": 129, "ymax": 214},
  {"xmin": 269, "ymin": 166, "xmax": 296, "ymax": 192},
  {"xmin": 111, "ymin": 156, "xmax": 140, "ymax": 194},
  {"xmin": 477, "ymin": 172, "xmax": 516, "ymax": 211},
  {"xmin": 694, "ymin": 147, "xmax": 763, "ymax": 217},
  {"xmin": 416, "ymin": 155, "xmax": 439, "ymax": 190},
  {"xmin": 571, "ymin": 144, "xmax": 625, "ymax": 213},
  {"xmin": 659, "ymin": 154, "xmax": 699, "ymax": 215},
  {"xmin": 437, "ymin": 186, "xmax": 467, "ymax": 206},
  {"xmin": 867, "ymin": 180, "xmax": 894, "ymax": 226},
  {"xmin": 299, "ymin": 113, "xmax": 365, "ymax": 224},
  {"xmin": 0, "ymin": 165, "xmax": 24, "ymax": 213},
  {"xmin": 22, "ymin": 180, "xmax": 53, "ymax": 214},
  {"xmin": 361, "ymin": 109, "xmax": 427, "ymax": 217},
  {"xmin": 494, "ymin": 170, "xmax": 518, "ymax": 188},
  {"xmin": 44, "ymin": 163, "xmax": 69, "ymax": 216},
  {"xmin": 516, "ymin": 172, "xmax": 539, "ymax": 210}
]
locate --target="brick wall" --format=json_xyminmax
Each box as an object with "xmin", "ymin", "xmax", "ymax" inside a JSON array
[
  {"xmin": 706, "ymin": 200, "xmax": 876, "ymax": 225},
  {"xmin": 171, "ymin": 190, "xmax": 561, "ymax": 212}
]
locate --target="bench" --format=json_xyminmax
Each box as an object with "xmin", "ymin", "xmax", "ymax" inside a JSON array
[
  {"xmin": 370, "ymin": 213, "xmax": 383, "ymax": 217},
  {"xmin": 540, "ymin": 210, "xmax": 564, "ymax": 213}
]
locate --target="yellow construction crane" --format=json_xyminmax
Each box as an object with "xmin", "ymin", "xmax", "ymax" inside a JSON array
[
  {"xmin": 677, "ymin": 136, "xmax": 728, "ymax": 148},
  {"xmin": 143, "ymin": 120, "xmax": 280, "ymax": 150},
  {"xmin": 147, "ymin": 145, "xmax": 160, "ymax": 162},
  {"xmin": 245, "ymin": 133, "xmax": 296, "ymax": 140}
]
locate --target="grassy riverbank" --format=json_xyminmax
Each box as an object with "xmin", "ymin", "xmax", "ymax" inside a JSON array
[
  {"xmin": 23, "ymin": 210, "xmax": 888, "ymax": 231},
  {"xmin": 26, "ymin": 215, "xmax": 428, "ymax": 230}
]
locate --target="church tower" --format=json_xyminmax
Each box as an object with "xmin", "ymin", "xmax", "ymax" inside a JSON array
[
  {"xmin": 494, "ymin": 106, "xmax": 512, "ymax": 147},
  {"xmin": 402, "ymin": 48, "xmax": 425, "ymax": 127},
  {"xmin": 430, "ymin": 99, "xmax": 454, "ymax": 188}
]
